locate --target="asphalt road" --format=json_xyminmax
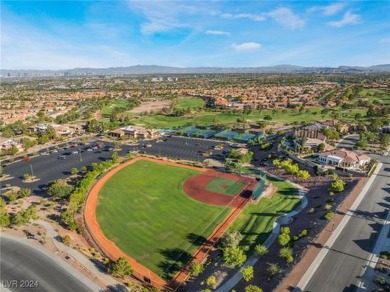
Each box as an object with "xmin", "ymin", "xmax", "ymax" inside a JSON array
[
  {"xmin": 0, "ymin": 236, "xmax": 97, "ymax": 292},
  {"xmin": 1, "ymin": 136, "xmax": 230, "ymax": 193},
  {"xmin": 336, "ymin": 134, "xmax": 360, "ymax": 150},
  {"xmin": 304, "ymin": 156, "xmax": 390, "ymax": 292}
]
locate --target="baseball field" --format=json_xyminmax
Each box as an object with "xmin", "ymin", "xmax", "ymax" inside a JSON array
[{"xmin": 93, "ymin": 159, "xmax": 248, "ymax": 280}]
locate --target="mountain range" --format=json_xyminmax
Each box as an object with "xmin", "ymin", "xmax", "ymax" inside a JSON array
[{"xmin": 1, "ymin": 64, "xmax": 390, "ymax": 77}]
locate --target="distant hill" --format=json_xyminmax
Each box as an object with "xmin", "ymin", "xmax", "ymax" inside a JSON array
[{"xmin": 1, "ymin": 64, "xmax": 390, "ymax": 77}]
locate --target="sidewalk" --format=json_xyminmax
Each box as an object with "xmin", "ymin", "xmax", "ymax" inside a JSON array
[{"xmin": 35, "ymin": 220, "xmax": 120, "ymax": 288}]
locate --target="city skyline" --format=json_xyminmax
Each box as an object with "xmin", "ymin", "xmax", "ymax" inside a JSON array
[{"xmin": 1, "ymin": 0, "xmax": 390, "ymax": 70}]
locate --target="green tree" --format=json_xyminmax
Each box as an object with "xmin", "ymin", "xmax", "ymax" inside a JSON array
[
  {"xmin": 12, "ymin": 205, "xmax": 38, "ymax": 226},
  {"xmin": 297, "ymin": 170, "xmax": 311, "ymax": 180},
  {"xmin": 81, "ymin": 166, "xmax": 87, "ymax": 172},
  {"xmin": 107, "ymin": 257, "xmax": 133, "ymax": 279},
  {"xmin": 189, "ymin": 262, "xmax": 204, "ymax": 277},
  {"xmin": 70, "ymin": 168, "xmax": 78, "ymax": 175},
  {"xmin": 254, "ymin": 244, "xmax": 269, "ymax": 256},
  {"xmin": 7, "ymin": 191, "xmax": 19, "ymax": 203},
  {"xmin": 220, "ymin": 230, "xmax": 243, "ymax": 248},
  {"xmin": 45, "ymin": 125, "xmax": 57, "ymax": 140},
  {"xmin": 241, "ymin": 266, "xmax": 254, "ymax": 282},
  {"xmin": 317, "ymin": 143, "xmax": 325, "ymax": 152},
  {"xmin": 37, "ymin": 134, "xmax": 50, "ymax": 144},
  {"xmin": 111, "ymin": 151, "xmax": 119, "ymax": 163},
  {"xmin": 0, "ymin": 212, "xmax": 11, "ymax": 227},
  {"xmin": 62, "ymin": 235, "xmax": 72, "ymax": 246},
  {"xmin": 223, "ymin": 246, "xmax": 247, "ymax": 268},
  {"xmin": 17, "ymin": 188, "xmax": 32, "ymax": 198},
  {"xmin": 245, "ymin": 285, "xmax": 263, "ymax": 292},
  {"xmin": 380, "ymin": 134, "xmax": 390, "ymax": 149},
  {"xmin": 47, "ymin": 179, "xmax": 73, "ymax": 198}
]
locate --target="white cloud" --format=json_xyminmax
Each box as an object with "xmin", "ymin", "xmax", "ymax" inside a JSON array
[
  {"xmin": 308, "ymin": 3, "xmax": 346, "ymax": 16},
  {"xmin": 328, "ymin": 11, "xmax": 361, "ymax": 27},
  {"xmin": 267, "ymin": 8, "xmax": 305, "ymax": 30},
  {"xmin": 128, "ymin": 0, "xmax": 200, "ymax": 35},
  {"xmin": 323, "ymin": 3, "xmax": 347, "ymax": 16},
  {"xmin": 231, "ymin": 42, "xmax": 261, "ymax": 51},
  {"xmin": 205, "ymin": 30, "xmax": 230, "ymax": 36},
  {"xmin": 220, "ymin": 12, "xmax": 265, "ymax": 22}
]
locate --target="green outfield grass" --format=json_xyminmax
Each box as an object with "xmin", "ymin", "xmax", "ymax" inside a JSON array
[
  {"xmin": 174, "ymin": 97, "xmax": 205, "ymax": 109},
  {"xmin": 206, "ymin": 177, "xmax": 245, "ymax": 196},
  {"xmin": 96, "ymin": 160, "xmax": 231, "ymax": 279},
  {"xmin": 230, "ymin": 176, "xmax": 301, "ymax": 253}
]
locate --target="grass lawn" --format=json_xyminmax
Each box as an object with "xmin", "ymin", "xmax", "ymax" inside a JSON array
[
  {"xmin": 230, "ymin": 176, "xmax": 301, "ymax": 253},
  {"xmin": 206, "ymin": 177, "xmax": 245, "ymax": 196},
  {"xmin": 96, "ymin": 160, "xmax": 231, "ymax": 279},
  {"xmin": 174, "ymin": 97, "xmax": 205, "ymax": 109},
  {"xmin": 133, "ymin": 107, "xmax": 367, "ymax": 129},
  {"xmin": 101, "ymin": 100, "xmax": 130, "ymax": 116}
]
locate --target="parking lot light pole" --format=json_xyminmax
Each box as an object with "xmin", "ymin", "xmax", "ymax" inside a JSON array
[
  {"xmin": 30, "ymin": 164, "xmax": 34, "ymax": 178},
  {"xmin": 79, "ymin": 143, "xmax": 82, "ymax": 162}
]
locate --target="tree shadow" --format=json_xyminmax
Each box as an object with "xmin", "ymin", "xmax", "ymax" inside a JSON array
[
  {"xmin": 353, "ymin": 222, "xmax": 382, "ymax": 253},
  {"xmin": 186, "ymin": 233, "xmax": 207, "ymax": 247},
  {"xmin": 102, "ymin": 284, "xmax": 128, "ymax": 292},
  {"xmin": 158, "ymin": 248, "xmax": 193, "ymax": 280}
]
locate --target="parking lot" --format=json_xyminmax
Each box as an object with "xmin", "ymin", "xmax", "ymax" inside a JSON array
[
  {"xmin": 2, "ymin": 136, "xmax": 233, "ymax": 194},
  {"xmin": 123, "ymin": 136, "xmax": 231, "ymax": 162}
]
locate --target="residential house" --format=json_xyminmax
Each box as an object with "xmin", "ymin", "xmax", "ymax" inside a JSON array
[{"xmin": 318, "ymin": 148, "xmax": 370, "ymax": 169}]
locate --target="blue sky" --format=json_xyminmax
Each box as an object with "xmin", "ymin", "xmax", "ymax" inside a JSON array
[{"xmin": 1, "ymin": 1, "xmax": 389, "ymax": 69}]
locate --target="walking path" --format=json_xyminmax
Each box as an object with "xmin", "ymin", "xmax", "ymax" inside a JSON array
[
  {"xmin": 291, "ymin": 163, "xmax": 382, "ymax": 292},
  {"xmin": 215, "ymin": 187, "xmax": 308, "ymax": 292},
  {"xmin": 36, "ymin": 220, "xmax": 120, "ymax": 288}
]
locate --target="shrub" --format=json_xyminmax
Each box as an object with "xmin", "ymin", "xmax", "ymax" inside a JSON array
[
  {"xmin": 278, "ymin": 233, "xmax": 290, "ymax": 246},
  {"xmin": 206, "ymin": 275, "xmax": 216, "ymax": 288},
  {"xmin": 254, "ymin": 244, "xmax": 269, "ymax": 256},
  {"xmin": 241, "ymin": 266, "xmax": 254, "ymax": 282},
  {"xmin": 245, "ymin": 285, "xmax": 263, "ymax": 292},
  {"xmin": 267, "ymin": 263, "xmax": 281, "ymax": 276},
  {"xmin": 17, "ymin": 188, "xmax": 32, "ymax": 198},
  {"xmin": 324, "ymin": 212, "xmax": 334, "ymax": 220},
  {"xmin": 189, "ymin": 262, "xmax": 204, "ymax": 277},
  {"xmin": 324, "ymin": 204, "xmax": 332, "ymax": 211}
]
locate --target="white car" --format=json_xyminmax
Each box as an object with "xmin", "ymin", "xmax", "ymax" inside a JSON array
[
  {"xmin": 72, "ymin": 150, "xmax": 79, "ymax": 154},
  {"xmin": 40, "ymin": 152, "xmax": 50, "ymax": 156}
]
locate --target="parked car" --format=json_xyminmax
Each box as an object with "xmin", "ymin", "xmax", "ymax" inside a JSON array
[
  {"xmin": 40, "ymin": 152, "xmax": 49, "ymax": 156},
  {"xmin": 57, "ymin": 155, "xmax": 66, "ymax": 160},
  {"xmin": 72, "ymin": 150, "xmax": 79, "ymax": 154}
]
